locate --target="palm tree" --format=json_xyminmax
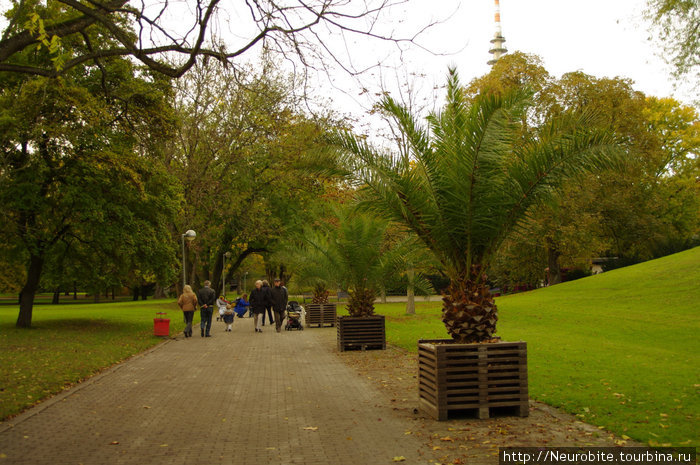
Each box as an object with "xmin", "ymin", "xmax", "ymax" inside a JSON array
[
  {"xmin": 334, "ymin": 68, "xmax": 619, "ymax": 342},
  {"xmin": 291, "ymin": 208, "xmax": 426, "ymax": 316}
]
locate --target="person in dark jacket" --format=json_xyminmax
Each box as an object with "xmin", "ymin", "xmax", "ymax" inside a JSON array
[
  {"xmin": 248, "ymin": 280, "xmax": 270, "ymax": 333},
  {"xmin": 270, "ymin": 278, "xmax": 288, "ymax": 333},
  {"xmin": 260, "ymin": 280, "xmax": 274, "ymax": 326},
  {"xmin": 197, "ymin": 280, "xmax": 217, "ymax": 337}
]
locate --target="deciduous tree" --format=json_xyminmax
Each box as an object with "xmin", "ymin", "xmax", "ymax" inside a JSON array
[{"xmin": 0, "ymin": 55, "xmax": 180, "ymax": 327}]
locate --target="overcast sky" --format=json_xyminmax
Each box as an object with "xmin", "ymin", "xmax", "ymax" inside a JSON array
[{"xmin": 301, "ymin": 0, "xmax": 695, "ymax": 134}]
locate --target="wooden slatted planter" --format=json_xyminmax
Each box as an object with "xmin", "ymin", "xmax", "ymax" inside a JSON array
[
  {"xmin": 305, "ymin": 303, "xmax": 337, "ymax": 327},
  {"xmin": 337, "ymin": 315, "xmax": 386, "ymax": 351},
  {"xmin": 418, "ymin": 339, "xmax": 528, "ymax": 420}
]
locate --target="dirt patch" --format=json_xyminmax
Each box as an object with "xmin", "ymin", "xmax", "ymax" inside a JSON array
[{"xmin": 325, "ymin": 331, "xmax": 638, "ymax": 465}]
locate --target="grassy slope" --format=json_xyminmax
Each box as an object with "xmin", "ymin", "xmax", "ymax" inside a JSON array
[
  {"xmin": 0, "ymin": 299, "xmax": 183, "ymax": 420},
  {"xmin": 363, "ymin": 247, "xmax": 700, "ymax": 446}
]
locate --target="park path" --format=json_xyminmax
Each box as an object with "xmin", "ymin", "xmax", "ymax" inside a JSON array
[{"xmin": 0, "ymin": 317, "xmax": 429, "ymax": 465}]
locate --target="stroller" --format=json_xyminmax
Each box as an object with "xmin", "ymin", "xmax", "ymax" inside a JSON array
[{"xmin": 285, "ymin": 301, "xmax": 304, "ymax": 331}]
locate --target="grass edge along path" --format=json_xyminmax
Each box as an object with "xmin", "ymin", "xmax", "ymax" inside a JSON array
[
  {"xmin": 362, "ymin": 247, "xmax": 699, "ymax": 447},
  {"xmin": 0, "ymin": 299, "xmax": 184, "ymax": 421}
]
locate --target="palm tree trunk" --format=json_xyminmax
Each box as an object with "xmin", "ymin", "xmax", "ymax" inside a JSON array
[
  {"xmin": 347, "ymin": 288, "xmax": 376, "ymax": 317},
  {"xmin": 405, "ymin": 268, "xmax": 415, "ymax": 315},
  {"xmin": 442, "ymin": 265, "xmax": 498, "ymax": 343}
]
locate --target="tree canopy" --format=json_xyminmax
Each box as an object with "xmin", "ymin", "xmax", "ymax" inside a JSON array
[
  {"xmin": 0, "ymin": 57, "xmax": 180, "ymax": 327},
  {"xmin": 466, "ymin": 52, "xmax": 700, "ymax": 288},
  {"xmin": 645, "ymin": 0, "xmax": 700, "ymax": 86}
]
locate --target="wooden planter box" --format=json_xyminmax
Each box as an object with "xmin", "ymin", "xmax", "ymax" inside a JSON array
[
  {"xmin": 418, "ymin": 339, "xmax": 528, "ymax": 420},
  {"xmin": 337, "ymin": 315, "xmax": 386, "ymax": 351},
  {"xmin": 305, "ymin": 303, "xmax": 337, "ymax": 327}
]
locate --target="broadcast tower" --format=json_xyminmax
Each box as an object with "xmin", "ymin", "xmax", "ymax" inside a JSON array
[{"xmin": 487, "ymin": 0, "xmax": 507, "ymax": 66}]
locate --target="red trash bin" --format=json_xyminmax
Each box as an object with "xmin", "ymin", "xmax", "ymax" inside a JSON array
[{"xmin": 153, "ymin": 312, "xmax": 170, "ymax": 336}]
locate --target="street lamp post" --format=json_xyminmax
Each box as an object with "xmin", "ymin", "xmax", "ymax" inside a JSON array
[
  {"xmin": 222, "ymin": 252, "xmax": 231, "ymax": 298},
  {"xmin": 181, "ymin": 230, "xmax": 196, "ymax": 291}
]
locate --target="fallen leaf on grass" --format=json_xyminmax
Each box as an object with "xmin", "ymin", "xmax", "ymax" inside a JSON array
[
  {"xmin": 303, "ymin": 426, "xmax": 318, "ymax": 431},
  {"xmin": 392, "ymin": 457, "xmax": 406, "ymax": 462},
  {"xmin": 109, "ymin": 441, "xmax": 119, "ymax": 445},
  {"xmin": 160, "ymin": 444, "xmax": 168, "ymax": 447},
  {"xmin": 440, "ymin": 436, "xmax": 454, "ymax": 442}
]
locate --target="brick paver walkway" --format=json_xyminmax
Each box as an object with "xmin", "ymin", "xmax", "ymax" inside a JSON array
[{"xmin": 0, "ymin": 317, "xmax": 429, "ymax": 465}]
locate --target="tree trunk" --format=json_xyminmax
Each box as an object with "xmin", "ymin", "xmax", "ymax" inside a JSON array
[
  {"xmin": 140, "ymin": 285, "xmax": 148, "ymax": 300},
  {"xmin": 132, "ymin": 286, "xmax": 140, "ymax": 301},
  {"xmin": 154, "ymin": 284, "xmax": 165, "ymax": 299},
  {"xmin": 212, "ymin": 251, "xmax": 224, "ymax": 297},
  {"xmin": 52, "ymin": 287, "xmax": 60, "ymax": 305},
  {"xmin": 405, "ymin": 269, "xmax": 415, "ymax": 315},
  {"xmin": 278, "ymin": 264, "xmax": 290, "ymax": 286},
  {"xmin": 547, "ymin": 245, "xmax": 562, "ymax": 285},
  {"xmin": 16, "ymin": 255, "xmax": 44, "ymax": 328},
  {"xmin": 73, "ymin": 281, "xmax": 77, "ymax": 300},
  {"xmin": 189, "ymin": 251, "xmax": 198, "ymax": 288},
  {"xmin": 380, "ymin": 287, "xmax": 387, "ymax": 304}
]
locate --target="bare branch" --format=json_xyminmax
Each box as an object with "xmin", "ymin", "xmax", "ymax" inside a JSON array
[{"xmin": 1, "ymin": 0, "xmax": 438, "ymax": 81}]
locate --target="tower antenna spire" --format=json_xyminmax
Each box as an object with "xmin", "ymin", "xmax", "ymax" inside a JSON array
[{"xmin": 488, "ymin": 0, "xmax": 507, "ymax": 66}]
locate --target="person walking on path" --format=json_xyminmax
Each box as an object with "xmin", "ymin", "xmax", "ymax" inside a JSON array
[
  {"xmin": 177, "ymin": 285, "xmax": 198, "ymax": 338},
  {"xmin": 197, "ymin": 280, "xmax": 217, "ymax": 337},
  {"xmin": 261, "ymin": 280, "xmax": 274, "ymax": 326},
  {"xmin": 249, "ymin": 280, "xmax": 270, "ymax": 333},
  {"xmin": 270, "ymin": 278, "xmax": 288, "ymax": 333},
  {"xmin": 222, "ymin": 306, "xmax": 235, "ymax": 332}
]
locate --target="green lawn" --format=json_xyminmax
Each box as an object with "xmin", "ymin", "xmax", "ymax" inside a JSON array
[
  {"xmin": 353, "ymin": 247, "xmax": 699, "ymax": 447},
  {"xmin": 2, "ymin": 248, "xmax": 698, "ymax": 446},
  {"xmin": 0, "ymin": 299, "xmax": 184, "ymax": 420}
]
